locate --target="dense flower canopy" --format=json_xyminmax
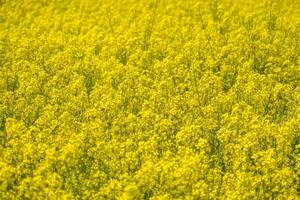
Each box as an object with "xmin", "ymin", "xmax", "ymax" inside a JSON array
[{"xmin": 0, "ymin": 0, "xmax": 299, "ymax": 199}]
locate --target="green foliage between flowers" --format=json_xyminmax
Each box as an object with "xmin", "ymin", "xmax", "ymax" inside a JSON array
[{"xmin": 0, "ymin": 0, "xmax": 300, "ymax": 199}]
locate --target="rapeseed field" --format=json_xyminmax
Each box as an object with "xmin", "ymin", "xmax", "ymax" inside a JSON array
[{"xmin": 0, "ymin": 0, "xmax": 299, "ymax": 199}]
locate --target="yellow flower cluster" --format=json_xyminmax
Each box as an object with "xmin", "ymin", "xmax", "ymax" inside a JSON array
[{"xmin": 0, "ymin": 0, "xmax": 299, "ymax": 199}]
